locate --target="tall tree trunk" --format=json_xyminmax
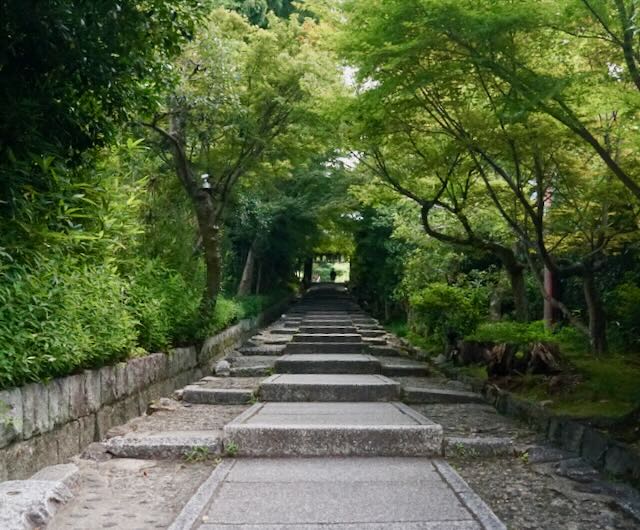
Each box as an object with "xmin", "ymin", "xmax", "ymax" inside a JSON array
[
  {"xmin": 255, "ymin": 262, "xmax": 262, "ymax": 295},
  {"xmin": 195, "ymin": 202, "xmax": 222, "ymax": 311},
  {"xmin": 237, "ymin": 239, "xmax": 257, "ymax": 297},
  {"xmin": 583, "ymin": 269, "xmax": 607, "ymax": 355},
  {"xmin": 506, "ymin": 265, "xmax": 528, "ymax": 322},
  {"xmin": 303, "ymin": 257, "xmax": 313, "ymax": 288}
]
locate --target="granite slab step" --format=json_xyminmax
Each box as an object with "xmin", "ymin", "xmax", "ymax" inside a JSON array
[
  {"xmin": 402, "ymin": 386, "xmax": 485, "ymax": 405},
  {"xmin": 301, "ymin": 320, "xmax": 354, "ymax": 326},
  {"xmin": 298, "ymin": 326, "xmax": 358, "ymax": 334},
  {"xmin": 358, "ymin": 329, "xmax": 387, "ymax": 338},
  {"xmin": 274, "ymin": 354, "xmax": 381, "ymax": 374},
  {"xmin": 269, "ymin": 328, "xmax": 297, "ymax": 335},
  {"xmin": 239, "ymin": 344, "xmax": 286, "ymax": 355},
  {"xmin": 105, "ymin": 431, "xmax": 222, "ymax": 459},
  {"xmin": 292, "ymin": 333, "xmax": 363, "ymax": 343},
  {"xmin": 223, "ymin": 402, "xmax": 443, "ymax": 457},
  {"xmin": 259, "ymin": 374, "xmax": 399, "ymax": 402},
  {"xmin": 285, "ymin": 342, "xmax": 368, "ymax": 354},
  {"xmin": 369, "ymin": 345, "xmax": 402, "ymax": 356},
  {"xmin": 378, "ymin": 358, "xmax": 430, "ymax": 377},
  {"xmin": 182, "ymin": 386, "xmax": 254, "ymax": 405}
]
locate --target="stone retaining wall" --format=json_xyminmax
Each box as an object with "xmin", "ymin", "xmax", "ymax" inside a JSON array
[
  {"xmin": 397, "ymin": 338, "xmax": 640, "ymax": 486},
  {"xmin": 0, "ymin": 299, "xmax": 290, "ymax": 481},
  {"xmin": 439, "ymin": 365, "xmax": 640, "ymax": 486}
]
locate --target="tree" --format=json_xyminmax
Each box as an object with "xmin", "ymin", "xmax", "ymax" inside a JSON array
[
  {"xmin": 146, "ymin": 9, "xmax": 340, "ymax": 309},
  {"xmin": 0, "ymin": 1, "xmax": 203, "ymax": 186},
  {"xmin": 338, "ymin": 0, "xmax": 640, "ymax": 353}
]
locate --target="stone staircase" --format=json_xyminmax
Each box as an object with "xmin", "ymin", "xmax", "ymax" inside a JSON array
[{"xmin": 182, "ymin": 283, "xmax": 443, "ymax": 458}]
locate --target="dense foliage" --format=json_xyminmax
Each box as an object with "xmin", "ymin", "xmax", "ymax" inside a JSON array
[{"xmin": 0, "ymin": 2, "xmax": 345, "ymax": 389}]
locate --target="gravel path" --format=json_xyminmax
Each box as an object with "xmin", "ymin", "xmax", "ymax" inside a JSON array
[{"xmin": 50, "ymin": 458, "xmax": 217, "ymax": 530}]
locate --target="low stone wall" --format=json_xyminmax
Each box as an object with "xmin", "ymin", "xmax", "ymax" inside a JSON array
[
  {"xmin": 437, "ymin": 364, "xmax": 640, "ymax": 486},
  {"xmin": 0, "ymin": 299, "xmax": 290, "ymax": 481}
]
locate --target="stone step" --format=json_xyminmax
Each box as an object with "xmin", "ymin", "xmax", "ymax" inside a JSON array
[
  {"xmin": 298, "ymin": 326, "xmax": 358, "ymax": 334},
  {"xmin": 377, "ymin": 358, "xmax": 430, "ymax": 377},
  {"xmin": 182, "ymin": 385, "xmax": 254, "ymax": 405},
  {"xmin": 360, "ymin": 329, "xmax": 387, "ymax": 338},
  {"xmin": 239, "ymin": 344, "xmax": 286, "ymax": 355},
  {"xmin": 259, "ymin": 374, "xmax": 399, "ymax": 401},
  {"xmin": 402, "ymin": 386, "xmax": 485, "ymax": 404},
  {"xmin": 105, "ymin": 431, "xmax": 222, "ymax": 459},
  {"xmin": 352, "ymin": 319, "xmax": 378, "ymax": 326},
  {"xmin": 362, "ymin": 337, "xmax": 387, "ymax": 346},
  {"xmin": 285, "ymin": 342, "xmax": 368, "ymax": 354},
  {"xmin": 292, "ymin": 333, "xmax": 362, "ymax": 343},
  {"xmin": 223, "ymin": 402, "xmax": 443, "ymax": 457},
  {"xmin": 301, "ymin": 319, "xmax": 354, "ymax": 326},
  {"xmin": 274, "ymin": 354, "xmax": 381, "ymax": 375},
  {"xmin": 270, "ymin": 328, "xmax": 296, "ymax": 335},
  {"xmin": 369, "ymin": 345, "xmax": 401, "ymax": 356}
]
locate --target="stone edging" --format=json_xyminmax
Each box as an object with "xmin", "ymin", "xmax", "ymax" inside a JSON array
[
  {"xmin": 168, "ymin": 459, "xmax": 236, "ymax": 530},
  {"xmin": 433, "ymin": 459, "xmax": 506, "ymax": 530},
  {"xmin": 437, "ymin": 364, "xmax": 640, "ymax": 487},
  {"xmin": 0, "ymin": 297, "xmax": 291, "ymax": 481},
  {"xmin": 397, "ymin": 338, "xmax": 640, "ymax": 486}
]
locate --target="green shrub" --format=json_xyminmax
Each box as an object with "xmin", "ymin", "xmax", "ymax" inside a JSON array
[
  {"xmin": 0, "ymin": 257, "xmax": 137, "ymax": 389},
  {"xmin": 126, "ymin": 259, "xmax": 202, "ymax": 350},
  {"xmin": 409, "ymin": 283, "xmax": 482, "ymax": 349},
  {"xmin": 607, "ymin": 281, "xmax": 640, "ymax": 349},
  {"xmin": 466, "ymin": 321, "xmax": 554, "ymax": 343}
]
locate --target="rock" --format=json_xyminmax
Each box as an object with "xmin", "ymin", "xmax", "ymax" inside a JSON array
[
  {"xmin": 215, "ymin": 360, "xmax": 231, "ymax": 377},
  {"xmin": 146, "ymin": 397, "xmax": 180, "ymax": 415},
  {"xmin": 173, "ymin": 388, "xmax": 185, "ymax": 401},
  {"xmin": 80, "ymin": 442, "xmax": 112, "ymax": 462},
  {"xmin": 0, "ymin": 479, "xmax": 73, "ymax": 529},
  {"xmin": 434, "ymin": 354, "xmax": 447, "ymax": 365}
]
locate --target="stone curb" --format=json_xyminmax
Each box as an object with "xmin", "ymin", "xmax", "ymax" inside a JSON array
[
  {"xmin": 168, "ymin": 459, "xmax": 236, "ymax": 530},
  {"xmin": 432, "ymin": 364, "xmax": 640, "ymax": 487},
  {"xmin": 433, "ymin": 459, "xmax": 506, "ymax": 530}
]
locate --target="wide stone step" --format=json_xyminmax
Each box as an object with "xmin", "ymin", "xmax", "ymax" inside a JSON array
[
  {"xmin": 377, "ymin": 357, "xmax": 430, "ymax": 377},
  {"xmin": 259, "ymin": 374, "xmax": 399, "ymax": 401},
  {"xmin": 299, "ymin": 326, "xmax": 358, "ymax": 334},
  {"xmin": 300, "ymin": 318, "xmax": 353, "ymax": 327},
  {"xmin": 402, "ymin": 386, "xmax": 485, "ymax": 404},
  {"xmin": 182, "ymin": 385, "xmax": 254, "ymax": 405},
  {"xmin": 274, "ymin": 354, "xmax": 381, "ymax": 375},
  {"xmin": 292, "ymin": 333, "xmax": 362, "ymax": 343},
  {"xmin": 223, "ymin": 402, "xmax": 443, "ymax": 457},
  {"xmin": 360, "ymin": 329, "xmax": 387, "ymax": 338},
  {"xmin": 285, "ymin": 342, "xmax": 368, "ymax": 354},
  {"xmin": 369, "ymin": 345, "xmax": 401, "ymax": 356},
  {"xmin": 105, "ymin": 431, "xmax": 222, "ymax": 459},
  {"xmin": 270, "ymin": 328, "xmax": 296, "ymax": 335},
  {"xmin": 239, "ymin": 344, "xmax": 286, "ymax": 355}
]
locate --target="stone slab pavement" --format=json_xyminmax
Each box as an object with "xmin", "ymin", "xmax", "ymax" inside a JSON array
[{"xmin": 170, "ymin": 457, "xmax": 504, "ymax": 530}]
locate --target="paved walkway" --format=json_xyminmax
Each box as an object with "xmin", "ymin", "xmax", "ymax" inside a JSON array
[
  {"xmin": 169, "ymin": 284, "xmax": 503, "ymax": 529},
  {"xmin": 28, "ymin": 283, "xmax": 640, "ymax": 529}
]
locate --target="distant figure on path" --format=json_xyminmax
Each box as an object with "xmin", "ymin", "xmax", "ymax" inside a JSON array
[{"xmin": 330, "ymin": 268, "xmax": 337, "ymax": 282}]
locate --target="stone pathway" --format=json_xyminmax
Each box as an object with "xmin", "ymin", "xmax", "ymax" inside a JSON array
[
  {"xmin": 168, "ymin": 284, "xmax": 502, "ymax": 529},
  {"xmin": 7, "ymin": 283, "xmax": 640, "ymax": 529}
]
